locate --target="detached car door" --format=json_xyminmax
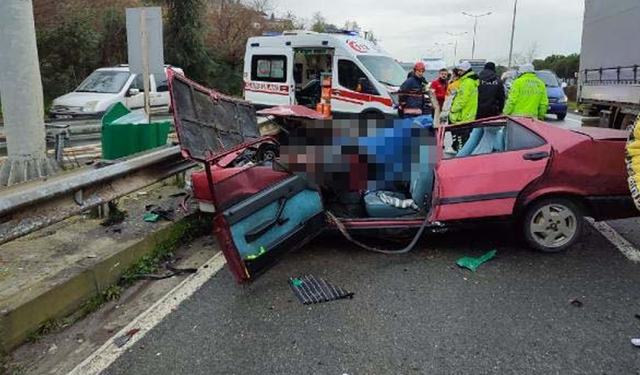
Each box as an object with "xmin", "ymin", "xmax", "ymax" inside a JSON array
[
  {"xmin": 433, "ymin": 118, "xmax": 552, "ymax": 222},
  {"xmin": 168, "ymin": 70, "xmax": 325, "ymax": 283}
]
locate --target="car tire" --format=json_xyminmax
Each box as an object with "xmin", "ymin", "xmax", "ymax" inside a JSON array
[
  {"xmin": 523, "ymin": 198, "xmax": 583, "ymax": 253},
  {"xmin": 557, "ymin": 113, "xmax": 567, "ymax": 120}
]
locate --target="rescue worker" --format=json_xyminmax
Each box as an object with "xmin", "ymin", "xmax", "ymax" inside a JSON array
[
  {"xmin": 503, "ymin": 63, "xmax": 549, "ymax": 120},
  {"xmin": 449, "ymin": 61, "xmax": 479, "ymax": 124},
  {"xmin": 429, "ymin": 68, "xmax": 449, "ymax": 110},
  {"xmin": 477, "ymin": 62, "xmax": 505, "ymax": 119},
  {"xmin": 399, "ymin": 61, "xmax": 427, "ymax": 117}
]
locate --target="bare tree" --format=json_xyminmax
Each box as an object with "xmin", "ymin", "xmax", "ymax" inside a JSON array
[
  {"xmin": 246, "ymin": 0, "xmax": 274, "ymax": 14},
  {"xmin": 207, "ymin": 1, "xmax": 266, "ymax": 64},
  {"xmin": 343, "ymin": 20, "xmax": 360, "ymax": 31},
  {"xmin": 311, "ymin": 11, "xmax": 326, "ymax": 32}
]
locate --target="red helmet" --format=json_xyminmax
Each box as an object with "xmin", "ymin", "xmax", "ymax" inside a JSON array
[{"xmin": 414, "ymin": 62, "xmax": 426, "ymax": 71}]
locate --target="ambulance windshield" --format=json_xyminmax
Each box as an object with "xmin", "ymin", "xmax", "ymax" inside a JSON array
[{"xmin": 357, "ymin": 55, "xmax": 407, "ymax": 88}]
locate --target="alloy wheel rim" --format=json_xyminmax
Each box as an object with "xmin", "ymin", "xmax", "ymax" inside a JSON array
[{"xmin": 530, "ymin": 204, "xmax": 577, "ymax": 249}]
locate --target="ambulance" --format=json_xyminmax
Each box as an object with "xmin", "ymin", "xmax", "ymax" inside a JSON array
[{"xmin": 243, "ymin": 30, "xmax": 408, "ymax": 117}]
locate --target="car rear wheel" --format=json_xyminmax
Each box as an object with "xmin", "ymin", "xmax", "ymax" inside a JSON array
[
  {"xmin": 557, "ymin": 113, "xmax": 567, "ymax": 120},
  {"xmin": 523, "ymin": 198, "xmax": 583, "ymax": 253}
]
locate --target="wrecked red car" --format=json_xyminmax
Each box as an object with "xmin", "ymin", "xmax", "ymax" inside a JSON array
[{"xmin": 168, "ymin": 70, "xmax": 638, "ymax": 283}]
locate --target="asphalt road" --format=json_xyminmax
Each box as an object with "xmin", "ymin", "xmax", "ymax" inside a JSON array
[{"xmin": 101, "ymin": 221, "xmax": 640, "ymax": 375}]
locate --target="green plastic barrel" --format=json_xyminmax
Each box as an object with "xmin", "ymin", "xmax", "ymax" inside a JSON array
[{"xmin": 101, "ymin": 103, "xmax": 170, "ymax": 160}]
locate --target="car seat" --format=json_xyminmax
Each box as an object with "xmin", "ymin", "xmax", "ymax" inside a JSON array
[
  {"xmin": 456, "ymin": 127, "xmax": 505, "ymax": 157},
  {"xmin": 364, "ymin": 145, "xmax": 435, "ymax": 217}
]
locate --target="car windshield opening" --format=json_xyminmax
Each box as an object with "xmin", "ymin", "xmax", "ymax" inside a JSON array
[
  {"xmin": 536, "ymin": 71, "xmax": 560, "ymax": 87},
  {"xmin": 76, "ymin": 71, "xmax": 131, "ymax": 93},
  {"xmin": 357, "ymin": 55, "xmax": 407, "ymax": 88}
]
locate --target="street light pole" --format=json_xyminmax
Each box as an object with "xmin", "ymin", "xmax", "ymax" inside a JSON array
[
  {"xmin": 462, "ymin": 11, "xmax": 492, "ymax": 59},
  {"xmin": 446, "ymin": 32, "xmax": 468, "ymax": 65},
  {"xmin": 508, "ymin": 0, "xmax": 519, "ymax": 68}
]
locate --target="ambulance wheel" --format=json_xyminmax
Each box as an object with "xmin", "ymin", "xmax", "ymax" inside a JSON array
[
  {"xmin": 359, "ymin": 110, "xmax": 385, "ymax": 119},
  {"xmin": 523, "ymin": 198, "xmax": 583, "ymax": 253}
]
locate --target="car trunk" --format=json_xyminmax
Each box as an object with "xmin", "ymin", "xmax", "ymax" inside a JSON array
[{"xmin": 570, "ymin": 127, "xmax": 628, "ymax": 141}]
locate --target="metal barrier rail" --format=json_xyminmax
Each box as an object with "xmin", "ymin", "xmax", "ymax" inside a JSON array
[{"xmin": 0, "ymin": 145, "xmax": 195, "ymax": 245}]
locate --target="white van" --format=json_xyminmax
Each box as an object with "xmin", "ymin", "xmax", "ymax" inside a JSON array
[
  {"xmin": 49, "ymin": 65, "xmax": 184, "ymax": 119},
  {"xmin": 243, "ymin": 30, "xmax": 408, "ymax": 117}
]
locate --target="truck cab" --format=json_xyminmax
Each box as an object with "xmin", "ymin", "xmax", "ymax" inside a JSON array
[{"xmin": 243, "ymin": 30, "xmax": 408, "ymax": 117}]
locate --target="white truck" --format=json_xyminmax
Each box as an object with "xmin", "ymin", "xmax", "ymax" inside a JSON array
[
  {"xmin": 243, "ymin": 30, "xmax": 408, "ymax": 117},
  {"xmin": 578, "ymin": 0, "xmax": 640, "ymax": 129}
]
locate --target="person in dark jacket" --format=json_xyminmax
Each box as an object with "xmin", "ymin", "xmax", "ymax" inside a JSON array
[
  {"xmin": 476, "ymin": 62, "xmax": 506, "ymax": 119},
  {"xmin": 400, "ymin": 62, "xmax": 427, "ymax": 116}
]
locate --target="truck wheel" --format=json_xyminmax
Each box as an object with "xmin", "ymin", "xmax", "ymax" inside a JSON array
[
  {"xmin": 557, "ymin": 113, "xmax": 567, "ymax": 120},
  {"xmin": 523, "ymin": 198, "xmax": 583, "ymax": 253}
]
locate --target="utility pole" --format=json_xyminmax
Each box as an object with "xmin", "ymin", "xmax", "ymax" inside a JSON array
[
  {"xmin": 508, "ymin": 0, "xmax": 519, "ymax": 68},
  {"xmin": 0, "ymin": 0, "xmax": 57, "ymax": 186},
  {"xmin": 446, "ymin": 32, "xmax": 468, "ymax": 65},
  {"xmin": 462, "ymin": 11, "xmax": 492, "ymax": 59}
]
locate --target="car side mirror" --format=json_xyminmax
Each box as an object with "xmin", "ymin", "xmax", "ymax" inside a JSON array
[
  {"xmin": 561, "ymin": 82, "xmax": 568, "ymax": 88},
  {"xmin": 127, "ymin": 88, "xmax": 140, "ymax": 97}
]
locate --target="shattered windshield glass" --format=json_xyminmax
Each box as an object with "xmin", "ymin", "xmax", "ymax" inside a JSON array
[{"xmin": 76, "ymin": 71, "xmax": 131, "ymax": 93}]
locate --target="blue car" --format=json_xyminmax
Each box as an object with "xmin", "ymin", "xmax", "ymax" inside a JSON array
[{"xmin": 536, "ymin": 70, "xmax": 568, "ymax": 120}]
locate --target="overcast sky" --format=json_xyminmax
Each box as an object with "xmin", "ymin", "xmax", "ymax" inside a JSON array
[{"xmin": 273, "ymin": 0, "xmax": 585, "ymax": 64}]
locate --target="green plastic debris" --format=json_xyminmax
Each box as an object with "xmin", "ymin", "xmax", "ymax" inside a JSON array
[
  {"xmin": 246, "ymin": 246, "xmax": 267, "ymax": 261},
  {"xmin": 143, "ymin": 213, "xmax": 160, "ymax": 223},
  {"xmin": 456, "ymin": 250, "xmax": 497, "ymax": 272},
  {"xmin": 291, "ymin": 278, "xmax": 304, "ymax": 287}
]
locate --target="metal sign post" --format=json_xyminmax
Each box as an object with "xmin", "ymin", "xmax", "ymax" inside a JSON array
[{"xmin": 126, "ymin": 7, "xmax": 164, "ymax": 122}]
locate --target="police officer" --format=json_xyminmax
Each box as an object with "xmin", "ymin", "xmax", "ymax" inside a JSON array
[
  {"xmin": 503, "ymin": 63, "xmax": 549, "ymax": 120},
  {"xmin": 449, "ymin": 61, "xmax": 479, "ymax": 124}
]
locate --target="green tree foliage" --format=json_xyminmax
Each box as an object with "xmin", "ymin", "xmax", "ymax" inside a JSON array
[
  {"xmin": 37, "ymin": 8, "xmax": 102, "ymax": 103},
  {"xmin": 163, "ymin": 0, "xmax": 211, "ymax": 83},
  {"xmin": 533, "ymin": 54, "xmax": 580, "ymax": 79}
]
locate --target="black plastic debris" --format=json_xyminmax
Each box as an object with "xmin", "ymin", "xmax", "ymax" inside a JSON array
[
  {"xmin": 570, "ymin": 298, "xmax": 584, "ymax": 308},
  {"xmin": 289, "ymin": 275, "xmax": 354, "ymax": 305}
]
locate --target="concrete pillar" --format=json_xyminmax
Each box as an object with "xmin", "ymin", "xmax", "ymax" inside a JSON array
[{"xmin": 0, "ymin": 0, "xmax": 58, "ymax": 187}]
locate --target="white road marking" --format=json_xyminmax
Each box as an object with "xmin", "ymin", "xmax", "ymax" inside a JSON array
[
  {"xmin": 68, "ymin": 252, "xmax": 227, "ymax": 375},
  {"xmin": 589, "ymin": 220, "xmax": 640, "ymax": 262}
]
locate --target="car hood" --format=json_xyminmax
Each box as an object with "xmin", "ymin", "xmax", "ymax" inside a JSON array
[
  {"xmin": 570, "ymin": 127, "xmax": 628, "ymax": 140},
  {"xmin": 53, "ymin": 92, "xmax": 114, "ymax": 107},
  {"xmin": 546, "ymin": 86, "xmax": 565, "ymax": 99}
]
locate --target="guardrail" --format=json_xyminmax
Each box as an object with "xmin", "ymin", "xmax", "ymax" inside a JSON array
[
  {"xmin": 0, "ymin": 115, "xmax": 174, "ymax": 156},
  {"xmin": 0, "ymin": 145, "xmax": 195, "ymax": 245}
]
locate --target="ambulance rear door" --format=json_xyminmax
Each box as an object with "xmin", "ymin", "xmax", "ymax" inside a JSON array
[{"xmin": 244, "ymin": 46, "xmax": 294, "ymax": 107}]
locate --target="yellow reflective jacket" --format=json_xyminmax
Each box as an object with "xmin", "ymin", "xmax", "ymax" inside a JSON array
[
  {"xmin": 504, "ymin": 72, "xmax": 549, "ymax": 120},
  {"xmin": 626, "ymin": 114, "xmax": 640, "ymax": 211}
]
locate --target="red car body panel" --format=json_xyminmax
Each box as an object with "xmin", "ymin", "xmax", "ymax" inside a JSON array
[
  {"xmin": 191, "ymin": 166, "xmax": 289, "ymax": 209},
  {"xmin": 515, "ymin": 118, "xmax": 630, "ymax": 205},
  {"xmin": 432, "ymin": 143, "xmax": 551, "ymax": 221}
]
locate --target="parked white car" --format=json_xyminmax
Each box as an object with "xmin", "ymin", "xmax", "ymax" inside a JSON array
[{"xmin": 49, "ymin": 65, "xmax": 183, "ymax": 119}]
